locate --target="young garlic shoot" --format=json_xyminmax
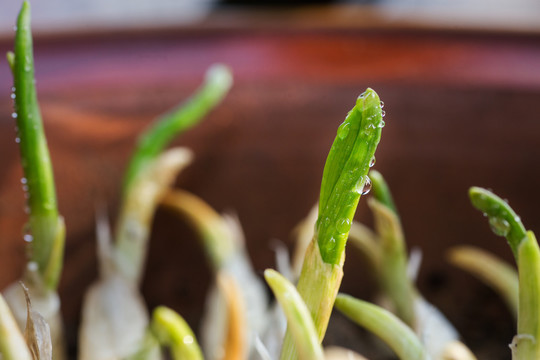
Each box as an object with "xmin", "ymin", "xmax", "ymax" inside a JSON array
[
  {"xmin": 0, "ymin": 294, "xmax": 32, "ymax": 360},
  {"xmin": 348, "ymin": 171, "xmax": 463, "ymax": 358},
  {"xmin": 161, "ymin": 190, "xmax": 268, "ymax": 358},
  {"xmin": 367, "ymin": 170, "xmax": 416, "ymax": 328},
  {"xmin": 115, "ymin": 64, "xmax": 232, "ymax": 286},
  {"xmin": 469, "ymin": 187, "xmax": 540, "ymax": 360},
  {"xmin": 5, "ymin": 3, "xmax": 66, "ymax": 359},
  {"xmin": 150, "ymin": 306, "xmax": 203, "ymax": 360},
  {"xmin": 334, "ymin": 294, "xmax": 429, "ymax": 360},
  {"xmin": 448, "ymin": 246, "xmax": 519, "ymax": 319},
  {"xmin": 8, "ymin": 0, "xmax": 65, "ymax": 293},
  {"xmin": 280, "ymin": 89, "xmax": 384, "ymax": 360},
  {"xmin": 264, "ymin": 269, "xmax": 324, "ymax": 360}
]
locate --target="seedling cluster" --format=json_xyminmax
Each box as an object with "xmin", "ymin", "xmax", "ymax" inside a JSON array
[{"xmin": 1, "ymin": 2, "xmax": 538, "ymax": 360}]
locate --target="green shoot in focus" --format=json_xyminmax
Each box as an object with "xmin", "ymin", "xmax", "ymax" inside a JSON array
[{"xmin": 280, "ymin": 89, "xmax": 384, "ymax": 360}]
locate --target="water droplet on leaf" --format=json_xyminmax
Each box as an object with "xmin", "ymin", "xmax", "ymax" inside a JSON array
[
  {"xmin": 489, "ymin": 217, "xmax": 510, "ymax": 237},
  {"xmin": 11, "ymin": 112, "xmax": 18, "ymax": 118},
  {"xmin": 355, "ymin": 176, "xmax": 372, "ymax": 195},
  {"xmin": 336, "ymin": 218, "xmax": 351, "ymax": 234},
  {"xmin": 380, "ymin": 101, "xmax": 385, "ymax": 109},
  {"xmin": 369, "ymin": 156, "xmax": 376, "ymax": 167},
  {"xmin": 183, "ymin": 335, "xmax": 194, "ymax": 345},
  {"xmin": 337, "ymin": 121, "xmax": 350, "ymax": 140}
]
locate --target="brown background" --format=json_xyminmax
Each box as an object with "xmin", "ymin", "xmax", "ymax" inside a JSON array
[{"xmin": 1, "ymin": 18, "xmax": 540, "ymax": 359}]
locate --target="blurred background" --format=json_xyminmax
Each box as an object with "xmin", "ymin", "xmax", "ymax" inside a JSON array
[{"xmin": 2, "ymin": 1, "xmax": 540, "ymax": 359}]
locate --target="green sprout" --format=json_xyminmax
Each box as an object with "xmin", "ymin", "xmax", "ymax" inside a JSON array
[
  {"xmin": 280, "ymin": 89, "xmax": 384, "ymax": 360},
  {"xmin": 122, "ymin": 64, "xmax": 232, "ymax": 192},
  {"xmin": 368, "ymin": 170, "xmax": 415, "ymax": 328},
  {"xmin": 151, "ymin": 306, "xmax": 204, "ymax": 360},
  {"xmin": 9, "ymin": 0, "xmax": 65, "ymax": 291},
  {"xmin": 334, "ymin": 294, "xmax": 428, "ymax": 360},
  {"xmin": 469, "ymin": 187, "xmax": 540, "ymax": 360},
  {"xmin": 264, "ymin": 269, "xmax": 323, "ymax": 360},
  {"xmin": 114, "ymin": 65, "xmax": 232, "ymax": 286}
]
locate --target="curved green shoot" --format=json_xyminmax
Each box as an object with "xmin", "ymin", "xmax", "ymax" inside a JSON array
[
  {"xmin": 151, "ymin": 306, "xmax": 203, "ymax": 360},
  {"xmin": 10, "ymin": 0, "xmax": 64, "ymax": 291},
  {"xmin": 123, "ymin": 64, "xmax": 232, "ymax": 192},
  {"xmin": 281, "ymin": 89, "xmax": 384, "ymax": 360},
  {"xmin": 469, "ymin": 187, "xmax": 526, "ymax": 258},
  {"xmin": 264, "ymin": 269, "xmax": 323, "ymax": 360},
  {"xmin": 334, "ymin": 294, "xmax": 428, "ymax": 360},
  {"xmin": 369, "ymin": 169, "xmax": 397, "ymax": 214},
  {"xmin": 469, "ymin": 188, "xmax": 540, "ymax": 359},
  {"xmin": 0, "ymin": 294, "xmax": 32, "ymax": 360},
  {"xmin": 448, "ymin": 246, "xmax": 518, "ymax": 319}
]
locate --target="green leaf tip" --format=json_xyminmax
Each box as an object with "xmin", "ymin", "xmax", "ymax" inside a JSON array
[
  {"xmin": 469, "ymin": 187, "xmax": 527, "ymax": 257},
  {"xmin": 122, "ymin": 64, "xmax": 233, "ymax": 191},
  {"xmin": 317, "ymin": 88, "xmax": 384, "ymax": 265},
  {"xmin": 151, "ymin": 306, "xmax": 203, "ymax": 360},
  {"xmin": 335, "ymin": 294, "xmax": 428, "ymax": 360},
  {"xmin": 264, "ymin": 269, "xmax": 324, "ymax": 360}
]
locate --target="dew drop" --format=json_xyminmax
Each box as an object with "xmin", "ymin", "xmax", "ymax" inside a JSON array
[
  {"xmin": 361, "ymin": 176, "xmax": 372, "ymax": 195},
  {"xmin": 489, "ymin": 217, "xmax": 510, "ymax": 237},
  {"xmin": 355, "ymin": 176, "xmax": 372, "ymax": 195},
  {"xmin": 326, "ymin": 237, "xmax": 336, "ymax": 250},
  {"xmin": 378, "ymin": 120, "xmax": 386, "ymax": 128},
  {"xmin": 336, "ymin": 218, "xmax": 351, "ymax": 234},
  {"xmin": 183, "ymin": 335, "xmax": 194, "ymax": 345},
  {"xmin": 15, "ymin": 137, "xmax": 20, "ymax": 143},
  {"xmin": 21, "ymin": 177, "xmax": 27, "ymax": 184},
  {"xmin": 369, "ymin": 156, "xmax": 376, "ymax": 168},
  {"xmin": 11, "ymin": 87, "xmax": 16, "ymax": 92},
  {"xmin": 337, "ymin": 121, "xmax": 351, "ymax": 140},
  {"xmin": 11, "ymin": 112, "xmax": 18, "ymax": 118},
  {"xmin": 380, "ymin": 101, "xmax": 385, "ymax": 109},
  {"xmin": 24, "ymin": 234, "xmax": 33, "ymax": 243},
  {"xmin": 11, "ymin": 93, "xmax": 16, "ymax": 99},
  {"xmin": 27, "ymin": 262, "xmax": 38, "ymax": 272}
]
